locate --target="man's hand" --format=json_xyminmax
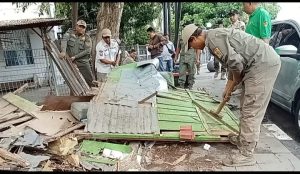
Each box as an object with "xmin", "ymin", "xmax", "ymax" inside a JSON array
[
  {"xmin": 111, "ymin": 61, "xmax": 116, "ymax": 66},
  {"xmin": 59, "ymin": 52, "xmax": 66, "ymax": 59},
  {"xmin": 222, "ymin": 80, "xmax": 235, "ymax": 102},
  {"xmin": 148, "ymin": 45, "xmax": 154, "ymax": 49},
  {"xmin": 232, "ymin": 71, "xmax": 242, "ymax": 85}
]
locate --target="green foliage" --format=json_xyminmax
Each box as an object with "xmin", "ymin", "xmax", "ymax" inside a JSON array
[
  {"xmin": 55, "ymin": 2, "xmax": 100, "ymax": 32},
  {"xmin": 180, "ymin": 2, "xmax": 281, "ymax": 29},
  {"xmin": 120, "ymin": 2, "xmax": 162, "ymax": 45},
  {"xmin": 55, "ymin": 2, "xmax": 163, "ymax": 45}
]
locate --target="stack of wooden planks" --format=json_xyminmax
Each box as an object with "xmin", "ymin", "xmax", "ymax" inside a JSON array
[
  {"xmin": 0, "ymin": 95, "xmax": 37, "ymax": 135},
  {"xmin": 44, "ymin": 35, "xmax": 91, "ymax": 96},
  {"xmin": 0, "ymin": 92, "xmax": 84, "ymax": 143}
]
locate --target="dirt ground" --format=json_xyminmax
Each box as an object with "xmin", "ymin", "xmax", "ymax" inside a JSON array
[{"xmin": 139, "ymin": 142, "xmax": 237, "ymax": 171}]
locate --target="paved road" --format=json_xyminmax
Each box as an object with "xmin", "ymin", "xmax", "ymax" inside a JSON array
[
  {"xmin": 194, "ymin": 64, "xmax": 300, "ymax": 160},
  {"xmin": 266, "ymin": 102, "xmax": 300, "ymax": 159}
]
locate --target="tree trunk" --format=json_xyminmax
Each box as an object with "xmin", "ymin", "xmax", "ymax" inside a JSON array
[{"xmin": 91, "ymin": 2, "xmax": 124, "ymax": 75}]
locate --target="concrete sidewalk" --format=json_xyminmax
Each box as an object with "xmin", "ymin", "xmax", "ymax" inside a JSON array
[{"xmin": 193, "ymin": 64, "xmax": 300, "ymax": 171}]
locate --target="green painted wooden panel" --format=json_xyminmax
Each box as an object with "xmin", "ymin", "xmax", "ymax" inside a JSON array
[
  {"xmin": 158, "ymin": 114, "xmax": 201, "ymax": 123},
  {"xmin": 159, "ymin": 121, "xmax": 205, "ymax": 131},
  {"xmin": 88, "ymin": 132, "xmax": 221, "ymax": 142},
  {"xmin": 157, "ymin": 104, "xmax": 196, "ymax": 112},
  {"xmin": 158, "ymin": 108, "xmax": 198, "ymax": 117},
  {"xmin": 159, "ymin": 91, "xmax": 190, "ymax": 99},
  {"xmin": 157, "ymin": 98, "xmax": 193, "ymax": 107}
]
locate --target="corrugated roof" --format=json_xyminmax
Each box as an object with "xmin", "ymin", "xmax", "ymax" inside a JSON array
[{"xmin": 0, "ymin": 18, "xmax": 65, "ymax": 31}]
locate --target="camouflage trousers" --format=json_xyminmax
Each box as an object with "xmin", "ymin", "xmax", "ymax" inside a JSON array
[
  {"xmin": 237, "ymin": 62, "xmax": 281, "ymax": 154},
  {"xmin": 178, "ymin": 60, "xmax": 195, "ymax": 88}
]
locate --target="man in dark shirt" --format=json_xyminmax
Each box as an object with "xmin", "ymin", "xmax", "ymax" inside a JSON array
[{"xmin": 147, "ymin": 27, "xmax": 166, "ymax": 71}]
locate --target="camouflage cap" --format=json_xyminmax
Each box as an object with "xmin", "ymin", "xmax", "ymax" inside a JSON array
[
  {"xmin": 102, "ymin": 28, "xmax": 112, "ymax": 37},
  {"xmin": 77, "ymin": 20, "xmax": 87, "ymax": 28},
  {"xmin": 181, "ymin": 23, "xmax": 198, "ymax": 52}
]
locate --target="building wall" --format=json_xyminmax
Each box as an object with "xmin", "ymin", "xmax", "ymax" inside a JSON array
[{"xmin": 0, "ymin": 28, "xmax": 49, "ymax": 86}]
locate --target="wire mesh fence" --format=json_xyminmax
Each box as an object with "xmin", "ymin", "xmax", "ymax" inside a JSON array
[{"xmin": 0, "ymin": 29, "xmax": 210, "ymax": 104}]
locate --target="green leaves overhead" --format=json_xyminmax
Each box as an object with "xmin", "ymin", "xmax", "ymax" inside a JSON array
[
  {"xmin": 120, "ymin": 2, "xmax": 162, "ymax": 45},
  {"xmin": 181, "ymin": 2, "xmax": 281, "ymax": 28}
]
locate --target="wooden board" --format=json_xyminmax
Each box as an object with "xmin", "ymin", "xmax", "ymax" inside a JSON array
[
  {"xmin": 45, "ymin": 37, "xmax": 91, "ymax": 96},
  {"xmin": 28, "ymin": 111, "xmax": 78, "ymax": 136},
  {"xmin": 0, "ymin": 116, "xmax": 32, "ymax": 129},
  {"xmin": 0, "ymin": 99, "xmax": 9, "ymax": 109},
  {"xmin": 0, "ymin": 112, "xmax": 26, "ymax": 123},
  {"xmin": 0, "ymin": 105, "xmax": 18, "ymax": 118},
  {"xmin": 2, "ymin": 93, "xmax": 39, "ymax": 117}
]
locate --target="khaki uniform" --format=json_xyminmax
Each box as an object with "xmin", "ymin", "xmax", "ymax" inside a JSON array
[
  {"xmin": 206, "ymin": 28, "xmax": 281, "ymax": 155},
  {"xmin": 61, "ymin": 30, "xmax": 93, "ymax": 87},
  {"xmin": 178, "ymin": 40, "xmax": 196, "ymax": 89},
  {"xmin": 229, "ymin": 20, "xmax": 245, "ymax": 88},
  {"xmin": 229, "ymin": 20, "xmax": 246, "ymax": 31}
]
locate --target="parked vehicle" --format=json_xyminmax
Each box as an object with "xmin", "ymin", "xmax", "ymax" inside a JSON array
[{"xmin": 269, "ymin": 19, "xmax": 300, "ymax": 134}]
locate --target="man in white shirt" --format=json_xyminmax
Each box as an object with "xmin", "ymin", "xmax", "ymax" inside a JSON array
[
  {"xmin": 95, "ymin": 28, "xmax": 120, "ymax": 82},
  {"xmin": 162, "ymin": 34, "xmax": 175, "ymax": 72}
]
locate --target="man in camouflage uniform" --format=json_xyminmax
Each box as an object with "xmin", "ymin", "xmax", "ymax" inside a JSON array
[
  {"xmin": 60, "ymin": 20, "xmax": 93, "ymax": 87},
  {"xmin": 228, "ymin": 9, "xmax": 246, "ymax": 95},
  {"xmin": 181, "ymin": 24, "xmax": 281, "ymax": 167},
  {"xmin": 213, "ymin": 20, "xmax": 227, "ymax": 80},
  {"xmin": 228, "ymin": 9, "xmax": 246, "ymax": 31},
  {"xmin": 176, "ymin": 39, "xmax": 198, "ymax": 89}
]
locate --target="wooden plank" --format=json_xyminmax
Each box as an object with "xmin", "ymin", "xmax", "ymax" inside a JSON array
[
  {"xmin": 0, "ymin": 111, "xmax": 26, "ymax": 123},
  {"xmin": 193, "ymin": 100, "xmax": 239, "ymax": 134},
  {"xmin": 49, "ymin": 40, "xmax": 90, "ymax": 92},
  {"xmin": 185, "ymin": 90, "xmax": 239, "ymax": 134},
  {"xmin": 158, "ymin": 114, "xmax": 201, "ymax": 123},
  {"xmin": 0, "ymin": 119, "xmax": 35, "ymax": 138},
  {"xmin": 0, "ymin": 99, "xmax": 9, "ymax": 109},
  {"xmin": 158, "ymin": 108, "xmax": 198, "ymax": 117},
  {"xmin": 2, "ymin": 93, "xmax": 39, "ymax": 117},
  {"xmin": 0, "ymin": 148, "xmax": 30, "ymax": 167},
  {"xmin": 45, "ymin": 123, "xmax": 85, "ymax": 142},
  {"xmin": 158, "ymin": 121, "xmax": 205, "ymax": 131},
  {"xmin": 157, "ymin": 94, "xmax": 190, "ymax": 102},
  {"xmin": 28, "ymin": 111, "xmax": 78, "ymax": 136},
  {"xmin": 75, "ymin": 132, "xmax": 221, "ymax": 142},
  {"xmin": 195, "ymin": 107, "xmax": 211, "ymax": 134},
  {"xmin": 158, "ymin": 91, "xmax": 190, "ymax": 100},
  {"xmin": 0, "ymin": 105, "xmax": 18, "ymax": 118},
  {"xmin": 157, "ymin": 97, "xmax": 193, "ymax": 107},
  {"xmin": 12, "ymin": 83, "xmax": 28, "ymax": 95},
  {"xmin": 45, "ymin": 41, "xmax": 81, "ymax": 95},
  {"xmin": 0, "ymin": 116, "xmax": 32, "ymax": 129},
  {"xmin": 157, "ymin": 104, "xmax": 196, "ymax": 112},
  {"xmin": 46, "ymin": 39, "xmax": 90, "ymax": 96}
]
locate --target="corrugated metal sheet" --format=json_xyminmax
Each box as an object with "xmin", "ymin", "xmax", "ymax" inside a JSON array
[{"xmin": 87, "ymin": 101, "xmax": 159, "ymax": 134}]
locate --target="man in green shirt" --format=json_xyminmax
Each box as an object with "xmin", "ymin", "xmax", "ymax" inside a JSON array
[
  {"xmin": 243, "ymin": 3, "xmax": 272, "ymax": 123},
  {"xmin": 243, "ymin": 3, "xmax": 272, "ymax": 44}
]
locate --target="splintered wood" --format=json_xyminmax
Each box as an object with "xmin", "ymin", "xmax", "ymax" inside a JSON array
[
  {"xmin": 0, "ymin": 97, "xmax": 35, "ymax": 133},
  {"xmin": 0, "ymin": 93, "xmax": 82, "ymax": 142},
  {"xmin": 44, "ymin": 35, "xmax": 91, "ymax": 96}
]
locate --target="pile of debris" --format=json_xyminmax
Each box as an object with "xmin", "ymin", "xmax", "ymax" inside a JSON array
[
  {"xmin": 0, "ymin": 42, "xmax": 240, "ymax": 171},
  {"xmin": 0, "ymin": 85, "xmax": 137, "ymax": 171}
]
